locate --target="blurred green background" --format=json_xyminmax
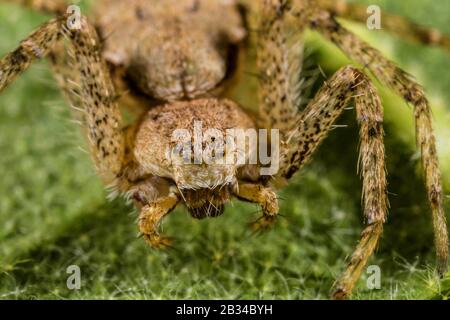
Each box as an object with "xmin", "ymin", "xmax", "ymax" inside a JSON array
[{"xmin": 0, "ymin": 0, "xmax": 449, "ymax": 299}]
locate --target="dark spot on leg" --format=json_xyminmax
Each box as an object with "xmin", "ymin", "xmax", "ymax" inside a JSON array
[
  {"xmin": 135, "ymin": 6, "xmax": 146, "ymax": 20},
  {"xmin": 285, "ymin": 166, "xmax": 299, "ymax": 179}
]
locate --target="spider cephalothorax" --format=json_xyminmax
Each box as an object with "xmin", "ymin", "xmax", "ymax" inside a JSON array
[
  {"xmin": 132, "ymin": 98, "xmax": 258, "ymax": 219},
  {"xmin": 0, "ymin": 0, "xmax": 448, "ymax": 299}
]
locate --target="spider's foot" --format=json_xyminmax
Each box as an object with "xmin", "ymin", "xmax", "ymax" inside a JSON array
[
  {"xmin": 331, "ymin": 285, "xmax": 350, "ymax": 300},
  {"xmin": 143, "ymin": 233, "xmax": 174, "ymax": 249},
  {"xmin": 249, "ymin": 215, "xmax": 277, "ymax": 233}
]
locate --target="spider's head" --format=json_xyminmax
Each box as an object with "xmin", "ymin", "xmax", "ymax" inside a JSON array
[
  {"xmin": 134, "ymin": 98, "xmax": 256, "ymax": 218},
  {"xmin": 125, "ymin": 0, "xmax": 246, "ymax": 101}
]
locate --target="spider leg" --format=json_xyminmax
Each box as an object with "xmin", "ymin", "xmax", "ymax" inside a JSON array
[
  {"xmin": 257, "ymin": 3, "xmax": 387, "ymax": 298},
  {"xmin": 1, "ymin": 0, "xmax": 68, "ymax": 14},
  {"xmin": 257, "ymin": 1, "xmax": 306, "ymax": 132},
  {"xmin": 47, "ymin": 39, "xmax": 85, "ymax": 122},
  {"xmin": 303, "ymin": 7, "xmax": 448, "ymax": 279},
  {"xmin": 0, "ymin": 15, "xmax": 126, "ymax": 185},
  {"xmin": 317, "ymin": 0, "xmax": 450, "ymax": 52},
  {"xmin": 0, "ymin": 17, "xmax": 62, "ymax": 89},
  {"xmin": 278, "ymin": 65, "xmax": 387, "ymax": 299},
  {"xmin": 234, "ymin": 183, "xmax": 279, "ymax": 232},
  {"xmin": 253, "ymin": 0, "xmax": 446, "ymax": 298},
  {"xmin": 138, "ymin": 189, "xmax": 180, "ymax": 249}
]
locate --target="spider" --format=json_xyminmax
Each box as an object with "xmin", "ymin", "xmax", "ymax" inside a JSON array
[{"xmin": 0, "ymin": 0, "xmax": 448, "ymax": 299}]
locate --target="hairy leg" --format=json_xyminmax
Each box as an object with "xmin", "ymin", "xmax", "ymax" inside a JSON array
[
  {"xmin": 48, "ymin": 39, "xmax": 85, "ymax": 120},
  {"xmin": 278, "ymin": 65, "xmax": 387, "ymax": 299},
  {"xmin": 3, "ymin": 0, "xmax": 84, "ymax": 121},
  {"xmin": 1, "ymin": 0, "xmax": 68, "ymax": 14},
  {"xmin": 0, "ymin": 16, "xmax": 62, "ymax": 89},
  {"xmin": 317, "ymin": 0, "xmax": 450, "ymax": 51},
  {"xmin": 256, "ymin": 0, "xmax": 307, "ymax": 132},
  {"xmin": 234, "ymin": 183, "xmax": 279, "ymax": 231},
  {"xmin": 138, "ymin": 189, "xmax": 180, "ymax": 249},
  {"xmin": 302, "ymin": 7, "xmax": 448, "ymax": 277},
  {"xmin": 257, "ymin": 2, "xmax": 386, "ymax": 298},
  {"xmin": 0, "ymin": 15, "xmax": 125, "ymax": 185}
]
